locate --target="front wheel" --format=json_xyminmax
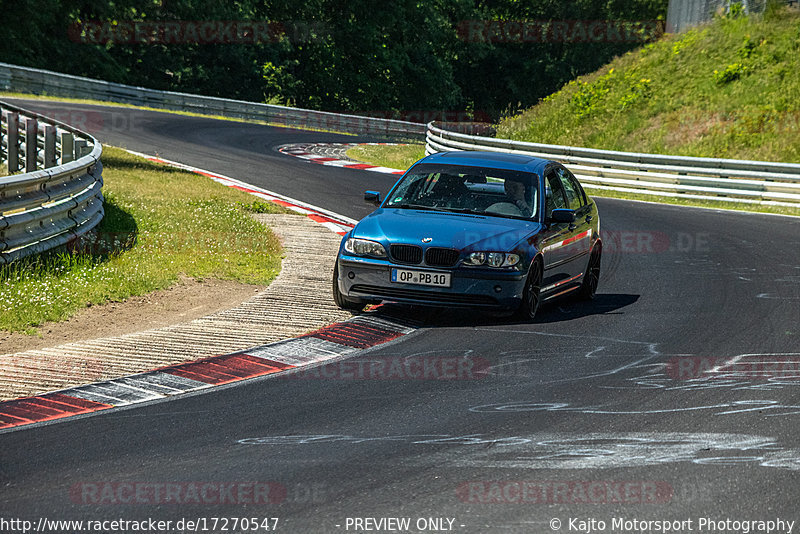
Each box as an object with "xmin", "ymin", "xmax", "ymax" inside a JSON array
[
  {"xmin": 516, "ymin": 258, "xmax": 543, "ymax": 321},
  {"xmin": 332, "ymin": 262, "xmax": 365, "ymax": 312},
  {"xmin": 578, "ymin": 244, "xmax": 601, "ymax": 300}
]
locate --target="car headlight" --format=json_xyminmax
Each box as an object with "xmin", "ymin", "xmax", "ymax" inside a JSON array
[
  {"xmin": 466, "ymin": 252, "xmax": 486, "ymax": 265},
  {"xmin": 487, "ymin": 252, "xmax": 504, "ymax": 267},
  {"xmin": 464, "ymin": 252, "xmax": 520, "ymax": 268},
  {"xmin": 344, "ymin": 238, "xmax": 387, "ymax": 258},
  {"xmin": 502, "ymin": 254, "xmax": 521, "ymax": 267}
]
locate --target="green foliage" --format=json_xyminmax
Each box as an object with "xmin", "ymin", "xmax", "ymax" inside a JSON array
[
  {"xmin": 764, "ymin": 0, "xmax": 787, "ymax": 20},
  {"xmin": 738, "ymin": 35, "xmax": 756, "ymax": 58},
  {"xmin": 619, "ymin": 77, "xmax": 652, "ymax": 109},
  {"xmin": 262, "ymin": 61, "xmax": 299, "ymax": 106},
  {"xmin": 672, "ymin": 29, "xmax": 703, "ymax": 55},
  {"xmin": 571, "ymin": 76, "xmax": 612, "ymax": 118},
  {"xmin": 497, "ymin": 9, "xmax": 800, "ymax": 164},
  {"xmin": 567, "ymin": 68, "xmax": 654, "ymax": 119},
  {"xmin": 0, "ymin": 0, "xmax": 670, "ymax": 121},
  {"xmin": 727, "ymin": 2, "xmax": 746, "ymax": 19},
  {"xmin": 713, "ymin": 62, "xmax": 747, "ymax": 84}
]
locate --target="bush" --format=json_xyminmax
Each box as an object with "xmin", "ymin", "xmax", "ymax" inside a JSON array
[
  {"xmin": 713, "ymin": 62, "xmax": 747, "ymax": 84},
  {"xmin": 727, "ymin": 2, "xmax": 746, "ymax": 18},
  {"xmin": 619, "ymin": 77, "xmax": 652, "ymax": 110}
]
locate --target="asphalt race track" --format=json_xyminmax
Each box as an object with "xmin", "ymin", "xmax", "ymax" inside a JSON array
[{"xmin": 2, "ymin": 99, "xmax": 800, "ymax": 533}]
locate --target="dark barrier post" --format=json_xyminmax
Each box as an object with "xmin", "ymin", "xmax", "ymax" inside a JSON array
[
  {"xmin": 7, "ymin": 112, "xmax": 19, "ymax": 172},
  {"xmin": 25, "ymin": 117, "xmax": 37, "ymax": 171}
]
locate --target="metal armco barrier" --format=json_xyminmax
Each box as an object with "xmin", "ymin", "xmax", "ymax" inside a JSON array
[
  {"xmin": 666, "ymin": 0, "xmax": 770, "ymax": 33},
  {"xmin": 0, "ymin": 62, "xmax": 426, "ymax": 140},
  {"xmin": 0, "ymin": 100, "xmax": 103, "ymax": 264},
  {"xmin": 426, "ymin": 122, "xmax": 800, "ymax": 207}
]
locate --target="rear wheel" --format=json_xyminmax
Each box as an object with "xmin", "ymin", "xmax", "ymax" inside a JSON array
[
  {"xmin": 332, "ymin": 263, "xmax": 365, "ymax": 312},
  {"xmin": 516, "ymin": 258, "xmax": 543, "ymax": 321},
  {"xmin": 578, "ymin": 244, "xmax": 601, "ymax": 300}
]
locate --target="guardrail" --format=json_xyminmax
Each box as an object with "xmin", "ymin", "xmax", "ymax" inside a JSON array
[
  {"xmin": 426, "ymin": 122, "xmax": 800, "ymax": 207},
  {"xmin": 0, "ymin": 62, "xmax": 426, "ymax": 140},
  {"xmin": 0, "ymin": 100, "xmax": 103, "ymax": 264}
]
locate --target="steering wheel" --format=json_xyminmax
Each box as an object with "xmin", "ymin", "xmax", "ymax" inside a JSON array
[{"xmin": 485, "ymin": 202, "xmax": 524, "ymax": 216}]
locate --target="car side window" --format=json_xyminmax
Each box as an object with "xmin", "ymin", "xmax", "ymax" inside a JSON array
[
  {"xmin": 557, "ymin": 168, "xmax": 585, "ymax": 210},
  {"xmin": 545, "ymin": 171, "xmax": 567, "ymax": 219},
  {"xmin": 566, "ymin": 169, "xmax": 589, "ymax": 207}
]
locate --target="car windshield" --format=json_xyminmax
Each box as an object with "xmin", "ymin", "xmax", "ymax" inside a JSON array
[{"xmin": 384, "ymin": 164, "xmax": 539, "ymax": 220}]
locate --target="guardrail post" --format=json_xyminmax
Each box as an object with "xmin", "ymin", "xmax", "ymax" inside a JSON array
[
  {"xmin": 25, "ymin": 117, "xmax": 38, "ymax": 171},
  {"xmin": 74, "ymin": 139, "xmax": 87, "ymax": 160},
  {"xmin": 1, "ymin": 99, "xmax": 106, "ymax": 264},
  {"xmin": 44, "ymin": 125, "xmax": 57, "ymax": 168},
  {"xmin": 7, "ymin": 111, "xmax": 19, "ymax": 172},
  {"xmin": 60, "ymin": 132, "xmax": 74, "ymax": 164}
]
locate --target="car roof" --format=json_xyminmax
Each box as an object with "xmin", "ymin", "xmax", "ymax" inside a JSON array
[{"xmin": 418, "ymin": 150, "xmax": 550, "ymax": 174}]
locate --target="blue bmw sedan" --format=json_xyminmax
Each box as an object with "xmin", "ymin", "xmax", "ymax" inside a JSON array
[{"xmin": 333, "ymin": 151, "xmax": 601, "ymax": 320}]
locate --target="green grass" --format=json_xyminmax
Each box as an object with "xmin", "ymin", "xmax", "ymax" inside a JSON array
[
  {"xmin": 236, "ymin": 199, "xmax": 297, "ymax": 215},
  {"xmin": 497, "ymin": 7, "xmax": 800, "ymax": 163},
  {"xmin": 0, "ymin": 146, "xmax": 286, "ymax": 334},
  {"xmin": 346, "ymin": 144, "xmax": 425, "ymax": 171}
]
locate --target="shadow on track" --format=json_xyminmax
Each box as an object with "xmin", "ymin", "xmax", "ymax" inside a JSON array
[
  {"xmin": 534, "ymin": 293, "xmax": 640, "ymax": 324},
  {"xmin": 362, "ymin": 293, "xmax": 640, "ymax": 328}
]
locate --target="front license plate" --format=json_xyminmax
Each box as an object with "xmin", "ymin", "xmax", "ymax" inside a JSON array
[{"xmin": 391, "ymin": 269, "xmax": 451, "ymax": 288}]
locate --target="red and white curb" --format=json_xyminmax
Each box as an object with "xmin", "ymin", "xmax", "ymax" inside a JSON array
[
  {"xmin": 0, "ymin": 151, "xmax": 420, "ymax": 431},
  {"xmin": 0, "ymin": 313, "xmax": 417, "ymax": 431},
  {"xmin": 125, "ymin": 150, "xmax": 357, "ymax": 236},
  {"xmin": 278, "ymin": 143, "xmax": 405, "ymax": 175}
]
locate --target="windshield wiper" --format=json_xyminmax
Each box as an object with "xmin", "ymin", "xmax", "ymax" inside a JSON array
[
  {"xmin": 436, "ymin": 207, "xmax": 482, "ymax": 215},
  {"xmin": 390, "ymin": 204, "xmax": 486, "ymax": 215},
  {"xmin": 389, "ymin": 203, "xmax": 437, "ymax": 211}
]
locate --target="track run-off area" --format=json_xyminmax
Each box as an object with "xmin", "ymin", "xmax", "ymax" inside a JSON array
[{"xmin": 1, "ymin": 99, "xmax": 800, "ymax": 534}]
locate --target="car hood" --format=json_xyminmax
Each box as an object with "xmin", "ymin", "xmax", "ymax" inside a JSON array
[{"xmin": 352, "ymin": 208, "xmax": 540, "ymax": 251}]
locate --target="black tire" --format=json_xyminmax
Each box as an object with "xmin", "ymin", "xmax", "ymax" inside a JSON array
[
  {"xmin": 332, "ymin": 263, "xmax": 365, "ymax": 312},
  {"xmin": 578, "ymin": 244, "xmax": 601, "ymax": 300},
  {"xmin": 516, "ymin": 258, "xmax": 543, "ymax": 321}
]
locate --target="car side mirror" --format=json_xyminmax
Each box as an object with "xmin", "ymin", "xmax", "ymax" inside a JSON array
[
  {"xmin": 364, "ymin": 190, "xmax": 381, "ymax": 206},
  {"xmin": 550, "ymin": 209, "xmax": 576, "ymax": 223}
]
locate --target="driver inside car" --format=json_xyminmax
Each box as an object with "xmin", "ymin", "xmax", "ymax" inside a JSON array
[{"xmin": 504, "ymin": 177, "xmax": 532, "ymax": 216}]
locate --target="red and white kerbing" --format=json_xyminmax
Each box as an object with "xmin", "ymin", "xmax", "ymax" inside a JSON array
[
  {"xmin": 0, "ymin": 313, "xmax": 417, "ymax": 431},
  {"xmin": 278, "ymin": 142, "xmax": 406, "ymax": 176},
  {"xmin": 126, "ymin": 150, "xmax": 358, "ymax": 235}
]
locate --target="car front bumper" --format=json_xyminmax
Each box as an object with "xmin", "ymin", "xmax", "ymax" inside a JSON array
[{"xmin": 336, "ymin": 255, "xmax": 527, "ymax": 309}]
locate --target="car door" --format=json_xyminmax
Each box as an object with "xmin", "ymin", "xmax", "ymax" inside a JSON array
[
  {"xmin": 556, "ymin": 166, "xmax": 593, "ymax": 279},
  {"xmin": 538, "ymin": 167, "xmax": 578, "ymax": 291}
]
